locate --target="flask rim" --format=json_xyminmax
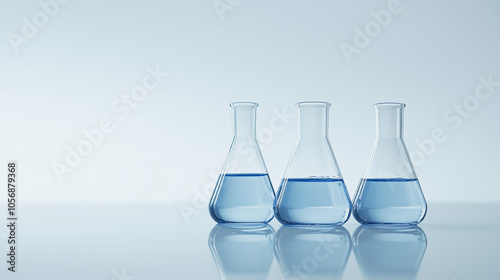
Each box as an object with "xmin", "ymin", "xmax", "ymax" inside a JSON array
[
  {"xmin": 296, "ymin": 101, "xmax": 331, "ymax": 108},
  {"xmin": 374, "ymin": 102, "xmax": 406, "ymax": 109},
  {"xmin": 230, "ymin": 102, "xmax": 258, "ymax": 108}
]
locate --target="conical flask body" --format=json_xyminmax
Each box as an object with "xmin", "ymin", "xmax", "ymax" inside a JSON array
[
  {"xmin": 274, "ymin": 102, "xmax": 352, "ymax": 225},
  {"xmin": 353, "ymin": 103, "xmax": 426, "ymax": 225},
  {"xmin": 209, "ymin": 102, "xmax": 275, "ymax": 223}
]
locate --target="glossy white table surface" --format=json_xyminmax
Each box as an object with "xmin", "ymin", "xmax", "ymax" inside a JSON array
[{"xmin": 1, "ymin": 203, "xmax": 498, "ymax": 279}]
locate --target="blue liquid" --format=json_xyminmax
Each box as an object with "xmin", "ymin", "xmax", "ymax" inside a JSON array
[
  {"xmin": 274, "ymin": 178, "xmax": 352, "ymax": 225},
  {"xmin": 209, "ymin": 173, "xmax": 275, "ymax": 223},
  {"xmin": 353, "ymin": 178, "xmax": 427, "ymax": 225}
]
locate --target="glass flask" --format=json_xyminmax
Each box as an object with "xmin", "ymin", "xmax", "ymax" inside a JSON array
[
  {"xmin": 274, "ymin": 101, "xmax": 352, "ymax": 225},
  {"xmin": 208, "ymin": 224, "xmax": 275, "ymax": 280},
  {"xmin": 209, "ymin": 102, "xmax": 275, "ymax": 223},
  {"xmin": 353, "ymin": 226, "xmax": 427, "ymax": 280},
  {"xmin": 274, "ymin": 226, "xmax": 352, "ymax": 280},
  {"xmin": 353, "ymin": 102, "xmax": 427, "ymax": 225}
]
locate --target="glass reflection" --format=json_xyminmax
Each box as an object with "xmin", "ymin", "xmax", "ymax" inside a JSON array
[
  {"xmin": 274, "ymin": 226, "xmax": 352, "ymax": 280},
  {"xmin": 353, "ymin": 226, "xmax": 427, "ymax": 280},
  {"xmin": 208, "ymin": 224, "xmax": 275, "ymax": 280}
]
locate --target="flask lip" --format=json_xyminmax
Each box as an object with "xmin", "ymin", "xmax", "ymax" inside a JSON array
[
  {"xmin": 296, "ymin": 101, "xmax": 331, "ymax": 108},
  {"xmin": 374, "ymin": 102, "xmax": 406, "ymax": 109},
  {"xmin": 230, "ymin": 102, "xmax": 258, "ymax": 108}
]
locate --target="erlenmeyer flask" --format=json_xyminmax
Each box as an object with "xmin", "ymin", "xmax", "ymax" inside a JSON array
[
  {"xmin": 274, "ymin": 101, "xmax": 352, "ymax": 225},
  {"xmin": 209, "ymin": 102, "xmax": 275, "ymax": 223},
  {"xmin": 353, "ymin": 102, "xmax": 427, "ymax": 225}
]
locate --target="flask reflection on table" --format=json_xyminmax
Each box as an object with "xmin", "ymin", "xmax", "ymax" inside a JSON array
[
  {"xmin": 353, "ymin": 225, "xmax": 427, "ymax": 280},
  {"xmin": 274, "ymin": 226, "xmax": 352, "ymax": 280},
  {"xmin": 208, "ymin": 224, "xmax": 275, "ymax": 280}
]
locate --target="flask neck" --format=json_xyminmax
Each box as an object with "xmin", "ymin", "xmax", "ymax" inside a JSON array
[
  {"xmin": 231, "ymin": 103, "xmax": 257, "ymax": 139},
  {"xmin": 298, "ymin": 102, "xmax": 330, "ymax": 138},
  {"xmin": 375, "ymin": 103, "xmax": 405, "ymax": 139}
]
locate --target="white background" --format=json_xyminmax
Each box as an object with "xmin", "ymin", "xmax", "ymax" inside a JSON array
[{"xmin": 0, "ymin": 0, "xmax": 499, "ymax": 210}]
